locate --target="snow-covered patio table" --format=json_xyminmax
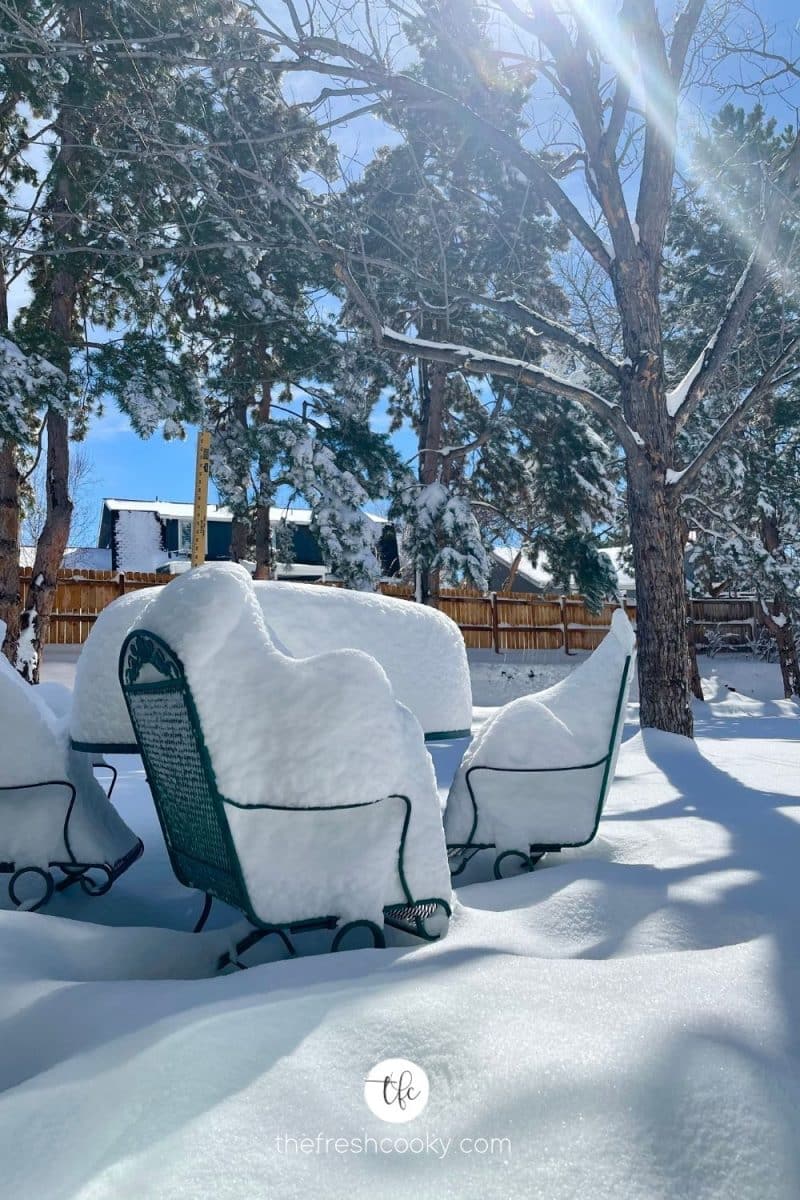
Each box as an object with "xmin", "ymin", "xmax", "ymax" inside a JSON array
[
  {"xmin": 118, "ymin": 564, "xmax": 452, "ymax": 962},
  {"xmin": 70, "ymin": 577, "xmax": 472, "ymax": 753}
]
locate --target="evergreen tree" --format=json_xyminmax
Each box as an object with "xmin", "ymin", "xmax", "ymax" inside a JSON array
[
  {"xmin": 665, "ymin": 106, "xmax": 800, "ymax": 695},
  {"xmin": 154, "ymin": 25, "xmax": 398, "ymax": 585},
  {"xmin": 340, "ymin": 0, "xmax": 616, "ymax": 601}
]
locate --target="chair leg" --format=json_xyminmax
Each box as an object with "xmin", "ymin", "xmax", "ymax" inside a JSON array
[
  {"xmin": 493, "ymin": 849, "xmax": 539, "ymax": 880},
  {"xmin": 216, "ymin": 926, "xmax": 296, "ymax": 972},
  {"xmin": 331, "ymin": 920, "xmax": 386, "ymax": 952},
  {"xmin": 447, "ymin": 844, "xmax": 484, "ymax": 878},
  {"xmin": 8, "ymin": 866, "xmax": 55, "ymax": 911},
  {"xmin": 193, "ymin": 892, "xmax": 214, "ymax": 933}
]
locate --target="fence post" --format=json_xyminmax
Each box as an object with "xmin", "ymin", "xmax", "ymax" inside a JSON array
[
  {"xmin": 118, "ymin": 573, "xmax": 126, "ymax": 598},
  {"xmin": 490, "ymin": 591, "xmax": 499, "ymax": 654},
  {"xmin": 561, "ymin": 595, "xmax": 571, "ymax": 656}
]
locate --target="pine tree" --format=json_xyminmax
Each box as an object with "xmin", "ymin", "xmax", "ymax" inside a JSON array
[
  {"xmin": 0, "ymin": 0, "xmax": 250, "ymax": 675},
  {"xmin": 154, "ymin": 23, "xmax": 398, "ymax": 585},
  {"xmin": 665, "ymin": 106, "xmax": 800, "ymax": 695},
  {"xmin": 339, "ymin": 0, "xmax": 618, "ymax": 601}
]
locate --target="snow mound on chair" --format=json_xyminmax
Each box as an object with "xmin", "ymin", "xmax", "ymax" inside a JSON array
[
  {"xmin": 131, "ymin": 563, "xmax": 451, "ymax": 923},
  {"xmin": 0, "ymin": 653, "xmax": 139, "ymax": 867},
  {"xmin": 445, "ymin": 609, "xmax": 635, "ymax": 850}
]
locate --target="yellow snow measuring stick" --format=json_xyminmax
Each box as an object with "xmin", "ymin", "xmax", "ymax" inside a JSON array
[{"xmin": 191, "ymin": 429, "xmax": 211, "ymax": 567}]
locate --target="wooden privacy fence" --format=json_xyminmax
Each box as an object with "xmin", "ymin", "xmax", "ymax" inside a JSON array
[
  {"xmin": 19, "ymin": 569, "xmax": 164, "ymax": 645},
  {"xmin": 381, "ymin": 584, "xmax": 637, "ymax": 652},
  {"xmin": 21, "ymin": 568, "xmax": 762, "ymax": 654}
]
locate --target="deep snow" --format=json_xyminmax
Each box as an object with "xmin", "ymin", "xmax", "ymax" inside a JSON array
[{"xmin": 1, "ymin": 647, "xmax": 799, "ymax": 1198}]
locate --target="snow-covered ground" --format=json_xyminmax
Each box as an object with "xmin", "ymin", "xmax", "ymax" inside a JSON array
[{"xmin": 1, "ymin": 648, "xmax": 799, "ymax": 1198}]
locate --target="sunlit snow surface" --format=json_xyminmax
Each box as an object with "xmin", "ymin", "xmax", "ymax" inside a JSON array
[{"xmin": 2, "ymin": 649, "xmax": 800, "ymax": 1199}]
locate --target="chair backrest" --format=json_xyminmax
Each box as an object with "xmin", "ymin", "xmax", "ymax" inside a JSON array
[
  {"xmin": 462, "ymin": 650, "xmax": 633, "ymax": 852},
  {"xmin": 119, "ymin": 628, "xmax": 253, "ymax": 917}
]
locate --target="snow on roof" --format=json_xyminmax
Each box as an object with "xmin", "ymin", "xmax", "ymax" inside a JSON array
[
  {"xmin": 104, "ymin": 498, "xmax": 238, "ymax": 521},
  {"xmin": 492, "ymin": 544, "xmax": 636, "ymax": 593},
  {"xmin": 491, "ymin": 545, "xmax": 553, "ymax": 589},
  {"xmin": 102, "ymin": 499, "xmax": 387, "ymax": 526},
  {"xmin": 19, "ymin": 546, "xmax": 113, "ymax": 571}
]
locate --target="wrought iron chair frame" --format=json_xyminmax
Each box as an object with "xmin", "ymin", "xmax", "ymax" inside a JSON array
[
  {"xmin": 119, "ymin": 629, "xmax": 449, "ymax": 968},
  {"xmin": 0, "ymin": 778, "xmax": 143, "ymax": 911},
  {"xmin": 447, "ymin": 655, "xmax": 633, "ymax": 880}
]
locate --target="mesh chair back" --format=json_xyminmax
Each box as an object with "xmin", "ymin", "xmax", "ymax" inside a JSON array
[{"xmin": 119, "ymin": 630, "xmax": 250, "ymax": 913}]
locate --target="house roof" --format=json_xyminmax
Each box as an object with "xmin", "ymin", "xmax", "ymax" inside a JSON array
[
  {"xmin": 491, "ymin": 544, "xmax": 635, "ymax": 593},
  {"xmin": 101, "ymin": 499, "xmax": 387, "ymax": 525},
  {"xmin": 19, "ymin": 546, "xmax": 113, "ymax": 570},
  {"xmin": 491, "ymin": 545, "xmax": 552, "ymax": 590}
]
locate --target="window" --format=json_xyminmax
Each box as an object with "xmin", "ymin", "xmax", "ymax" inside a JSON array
[{"xmin": 178, "ymin": 519, "xmax": 193, "ymax": 555}]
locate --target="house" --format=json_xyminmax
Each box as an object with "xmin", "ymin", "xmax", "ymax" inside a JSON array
[
  {"xmin": 97, "ymin": 498, "xmax": 400, "ymax": 579},
  {"xmin": 489, "ymin": 544, "xmax": 636, "ymax": 598}
]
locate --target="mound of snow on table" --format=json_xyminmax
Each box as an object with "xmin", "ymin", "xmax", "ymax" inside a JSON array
[
  {"xmin": 127, "ymin": 563, "xmax": 451, "ymax": 923},
  {"xmin": 71, "ymin": 579, "xmax": 471, "ymax": 749},
  {"xmin": 446, "ymin": 608, "xmax": 635, "ymax": 851},
  {"xmin": 254, "ymin": 581, "xmax": 472, "ymax": 737}
]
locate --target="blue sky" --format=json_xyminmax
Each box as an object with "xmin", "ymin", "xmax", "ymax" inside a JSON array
[{"xmin": 74, "ymin": 0, "xmax": 800, "ymax": 542}]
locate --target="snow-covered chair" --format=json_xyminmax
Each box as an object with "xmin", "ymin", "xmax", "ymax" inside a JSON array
[
  {"xmin": 445, "ymin": 609, "xmax": 635, "ymax": 880},
  {"xmin": 118, "ymin": 564, "xmax": 451, "ymax": 964},
  {"xmin": 0, "ymin": 651, "xmax": 142, "ymax": 911}
]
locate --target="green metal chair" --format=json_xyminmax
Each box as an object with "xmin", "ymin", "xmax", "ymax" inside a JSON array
[
  {"xmin": 119, "ymin": 629, "xmax": 449, "ymax": 967},
  {"xmin": 446, "ymin": 650, "xmax": 633, "ymax": 881},
  {"xmin": 0, "ymin": 778, "xmax": 143, "ymax": 911}
]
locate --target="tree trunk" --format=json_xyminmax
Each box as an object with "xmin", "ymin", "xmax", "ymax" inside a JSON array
[
  {"xmin": 0, "ymin": 261, "xmax": 21, "ymax": 664},
  {"xmin": 616, "ymin": 242, "xmax": 692, "ymax": 736},
  {"xmin": 15, "ymin": 5, "xmax": 82, "ymax": 680},
  {"xmin": 758, "ymin": 515, "xmax": 800, "ymax": 698},
  {"xmin": 252, "ymin": 382, "xmax": 272, "ymax": 580},
  {"xmin": 17, "ymin": 410, "xmax": 72, "ymax": 681},
  {"xmin": 758, "ymin": 599, "xmax": 800, "ymax": 699},
  {"xmin": 229, "ymin": 399, "xmax": 251, "ymax": 563},
  {"xmin": 417, "ymin": 350, "xmax": 447, "ymax": 607},
  {"xmin": 688, "ymin": 638, "xmax": 704, "ymax": 701},
  {"xmin": 0, "ymin": 440, "xmax": 21, "ymax": 663},
  {"xmin": 626, "ymin": 455, "xmax": 693, "ymax": 737}
]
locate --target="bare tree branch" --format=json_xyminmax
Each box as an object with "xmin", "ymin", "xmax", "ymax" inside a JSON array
[
  {"xmin": 670, "ymin": 337, "xmax": 800, "ymax": 495},
  {"xmin": 334, "ymin": 258, "xmax": 640, "ymax": 456},
  {"xmin": 669, "ymin": 130, "xmax": 800, "ymax": 428},
  {"xmin": 451, "ymin": 292, "xmax": 625, "ymax": 381}
]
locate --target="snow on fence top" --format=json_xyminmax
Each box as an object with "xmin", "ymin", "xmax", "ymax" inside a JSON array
[
  {"xmin": 70, "ymin": 576, "xmax": 472, "ymax": 749},
  {"xmin": 124, "ymin": 563, "xmax": 451, "ymax": 916}
]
